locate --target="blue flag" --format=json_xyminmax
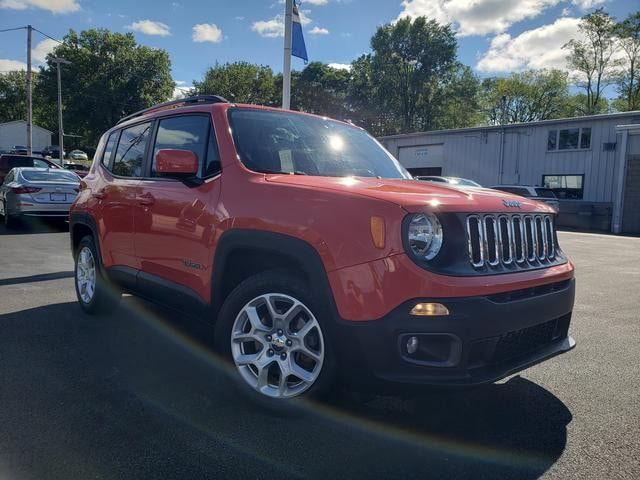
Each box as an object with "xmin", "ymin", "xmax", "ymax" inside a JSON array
[{"xmin": 291, "ymin": 1, "xmax": 308, "ymax": 63}]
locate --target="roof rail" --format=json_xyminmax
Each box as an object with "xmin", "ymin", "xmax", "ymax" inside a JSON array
[{"xmin": 117, "ymin": 95, "xmax": 229, "ymax": 125}]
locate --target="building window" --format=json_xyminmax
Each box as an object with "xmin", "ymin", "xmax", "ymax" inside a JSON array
[
  {"xmin": 542, "ymin": 174, "xmax": 584, "ymax": 199},
  {"xmin": 547, "ymin": 128, "xmax": 591, "ymax": 151},
  {"xmin": 547, "ymin": 130, "xmax": 557, "ymax": 150},
  {"xmin": 580, "ymin": 128, "xmax": 591, "ymax": 149}
]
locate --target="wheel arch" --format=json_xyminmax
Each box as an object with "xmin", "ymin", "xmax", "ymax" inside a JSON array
[
  {"xmin": 211, "ymin": 229, "xmax": 338, "ymax": 320},
  {"xmin": 69, "ymin": 212, "xmax": 103, "ymax": 266}
]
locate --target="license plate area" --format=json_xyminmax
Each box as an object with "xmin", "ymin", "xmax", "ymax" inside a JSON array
[{"xmin": 50, "ymin": 193, "xmax": 66, "ymax": 202}]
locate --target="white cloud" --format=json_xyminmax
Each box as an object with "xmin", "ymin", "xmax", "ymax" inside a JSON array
[
  {"xmin": 328, "ymin": 63, "xmax": 351, "ymax": 71},
  {"xmin": 172, "ymin": 81, "xmax": 189, "ymax": 99},
  {"xmin": 397, "ymin": 0, "xmax": 562, "ymax": 37},
  {"xmin": 252, "ymin": 10, "xmax": 311, "ymax": 38},
  {"xmin": 0, "ymin": 0, "xmax": 79, "ymax": 13},
  {"xmin": 192, "ymin": 23, "xmax": 223, "ymax": 43},
  {"xmin": 571, "ymin": 0, "xmax": 605, "ymax": 9},
  {"xmin": 31, "ymin": 38, "xmax": 58, "ymax": 63},
  {"xmin": 0, "ymin": 58, "xmax": 27, "ymax": 71},
  {"xmin": 476, "ymin": 17, "xmax": 581, "ymax": 72},
  {"xmin": 305, "ymin": 0, "xmax": 328, "ymax": 4},
  {"xmin": 235, "ymin": 16, "xmax": 245, "ymax": 20},
  {"xmin": 309, "ymin": 26, "xmax": 329, "ymax": 35},
  {"xmin": 126, "ymin": 20, "xmax": 171, "ymax": 36}
]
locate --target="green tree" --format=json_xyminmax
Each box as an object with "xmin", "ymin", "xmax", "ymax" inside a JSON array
[
  {"xmin": 0, "ymin": 71, "xmax": 58, "ymax": 133},
  {"xmin": 35, "ymin": 28, "xmax": 174, "ymax": 148},
  {"xmin": 613, "ymin": 11, "xmax": 640, "ymax": 111},
  {"xmin": 368, "ymin": 17, "xmax": 458, "ymax": 134},
  {"xmin": 291, "ymin": 62, "xmax": 351, "ymax": 120},
  {"xmin": 561, "ymin": 93, "xmax": 609, "ymax": 117},
  {"xmin": 0, "ymin": 71, "xmax": 29, "ymax": 124},
  {"xmin": 193, "ymin": 62, "xmax": 278, "ymax": 106},
  {"xmin": 480, "ymin": 69, "xmax": 571, "ymax": 125},
  {"xmin": 433, "ymin": 63, "xmax": 481, "ymax": 129},
  {"xmin": 564, "ymin": 9, "xmax": 619, "ymax": 114},
  {"xmin": 346, "ymin": 54, "xmax": 395, "ymax": 135}
]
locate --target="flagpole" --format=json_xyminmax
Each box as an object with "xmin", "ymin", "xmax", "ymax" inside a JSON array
[{"xmin": 282, "ymin": 0, "xmax": 293, "ymax": 109}]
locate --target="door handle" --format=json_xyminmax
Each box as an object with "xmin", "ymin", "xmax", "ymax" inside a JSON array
[
  {"xmin": 137, "ymin": 194, "xmax": 155, "ymax": 206},
  {"xmin": 91, "ymin": 191, "xmax": 106, "ymax": 200}
]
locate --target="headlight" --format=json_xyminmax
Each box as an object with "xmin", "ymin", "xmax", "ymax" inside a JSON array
[{"xmin": 407, "ymin": 213, "xmax": 443, "ymax": 260}]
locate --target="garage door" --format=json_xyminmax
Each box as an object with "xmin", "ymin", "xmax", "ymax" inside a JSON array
[{"xmin": 397, "ymin": 144, "xmax": 444, "ymax": 169}]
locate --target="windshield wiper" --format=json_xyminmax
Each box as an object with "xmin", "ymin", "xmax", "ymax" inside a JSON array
[{"xmin": 259, "ymin": 167, "xmax": 307, "ymax": 175}]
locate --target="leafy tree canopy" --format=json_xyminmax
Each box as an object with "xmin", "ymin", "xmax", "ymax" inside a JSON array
[{"xmin": 35, "ymin": 28, "xmax": 174, "ymax": 149}]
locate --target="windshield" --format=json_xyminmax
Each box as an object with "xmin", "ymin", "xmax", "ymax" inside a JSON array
[
  {"xmin": 21, "ymin": 170, "xmax": 79, "ymax": 182},
  {"xmin": 229, "ymin": 109, "xmax": 411, "ymax": 179}
]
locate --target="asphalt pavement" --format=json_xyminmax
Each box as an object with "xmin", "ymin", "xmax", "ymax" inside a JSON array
[{"xmin": 0, "ymin": 221, "xmax": 638, "ymax": 479}]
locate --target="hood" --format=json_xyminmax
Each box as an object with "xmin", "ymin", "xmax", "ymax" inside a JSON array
[{"xmin": 265, "ymin": 175, "xmax": 555, "ymax": 214}]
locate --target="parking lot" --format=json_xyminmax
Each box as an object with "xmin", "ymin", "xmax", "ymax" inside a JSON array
[{"xmin": 0, "ymin": 223, "xmax": 638, "ymax": 479}]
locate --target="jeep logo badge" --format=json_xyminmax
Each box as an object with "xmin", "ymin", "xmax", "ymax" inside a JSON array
[{"xmin": 502, "ymin": 199, "xmax": 521, "ymax": 208}]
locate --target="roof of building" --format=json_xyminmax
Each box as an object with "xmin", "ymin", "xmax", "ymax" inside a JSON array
[
  {"xmin": 380, "ymin": 110, "xmax": 640, "ymax": 140},
  {"xmin": 0, "ymin": 120, "xmax": 53, "ymax": 134}
]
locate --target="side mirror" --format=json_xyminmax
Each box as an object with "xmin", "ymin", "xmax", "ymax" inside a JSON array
[{"xmin": 155, "ymin": 149, "xmax": 198, "ymax": 176}]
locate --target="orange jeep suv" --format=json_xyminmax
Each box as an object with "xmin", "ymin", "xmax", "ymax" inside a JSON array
[{"xmin": 70, "ymin": 96, "xmax": 576, "ymax": 402}]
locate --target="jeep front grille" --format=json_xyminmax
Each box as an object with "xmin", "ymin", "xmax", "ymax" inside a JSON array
[{"xmin": 466, "ymin": 214, "xmax": 556, "ymax": 269}]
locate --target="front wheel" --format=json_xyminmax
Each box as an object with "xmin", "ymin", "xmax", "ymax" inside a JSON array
[{"xmin": 215, "ymin": 271, "xmax": 336, "ymax": 405}]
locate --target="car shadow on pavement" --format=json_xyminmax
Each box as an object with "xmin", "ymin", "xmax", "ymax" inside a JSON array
[{"xmin": 0, "ymin": 299, "xmax": 572, "ymax": 480}]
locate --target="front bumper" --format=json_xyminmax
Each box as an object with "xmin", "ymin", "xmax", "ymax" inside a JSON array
[{"xmin": 332, "ymin": 277, "xmax": 575, "ymax": 390}]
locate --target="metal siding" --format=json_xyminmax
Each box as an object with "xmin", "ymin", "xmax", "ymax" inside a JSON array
[
  {"xmin": 0, "ymin": 122, "xmax": 52, "ymax": 151},
  {"xmin": 381, "ymin": 115, "xmax": 639, "ymax": 205}
]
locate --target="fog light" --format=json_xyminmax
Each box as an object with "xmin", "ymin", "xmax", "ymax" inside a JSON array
[
  {"xmin": 410, "ymin": 302, "xmax": 449, "ymax": 316},
  {"xmin": 406, "ymin": 336, "xmax": 419, "ymax": 354}
]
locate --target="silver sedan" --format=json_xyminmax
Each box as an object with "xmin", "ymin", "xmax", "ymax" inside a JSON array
[{"xmin": 0, "ymin": 167, "xmax": 80, "ymax": 227}]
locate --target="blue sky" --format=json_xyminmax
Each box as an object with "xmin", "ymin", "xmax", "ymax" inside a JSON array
[{"xmin": 0, "ymin": 0, "xmax": 636, "ymax": 97}]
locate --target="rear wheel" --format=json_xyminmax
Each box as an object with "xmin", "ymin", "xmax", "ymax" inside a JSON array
[
  {"xmin": 74, "ymin": 235, "xmax": 121, "ymax": 314},
  {"xmin": 2, "ymin": 202, "xmax": 17, "ymax": 228},
  {"xmin": 215, "ymin": 271, "xmax": 336, "ymax": 407}
]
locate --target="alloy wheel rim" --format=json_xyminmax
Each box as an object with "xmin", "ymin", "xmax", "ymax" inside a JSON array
[
  {"xmin": 230, "ymin": 293, "xmax": 325, "ymax": 399},
  {"xmin": 76, "ymin": 246, "xmax": 96, "ymax": 304}
]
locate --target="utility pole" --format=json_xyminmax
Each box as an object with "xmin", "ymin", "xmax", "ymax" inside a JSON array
[
  {"xmin": 53, "ymin": 58, "xmax": 71, "ymax": 166},
  {"xmin": 26, "ymin": 24, "xmax": 32, "ymax": 156},
  {"xmin": 281, "ymin": 0, "xmax": 293, "ymax": 109}
]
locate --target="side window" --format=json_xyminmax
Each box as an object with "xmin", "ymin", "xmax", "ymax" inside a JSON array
[
  {"xmin": 558, "ymin": 128, "xmax": 580, "ymax": 150},
  {"xmin": 547, "ymin": 130, "xmax": 557, "ymax": 150},
  {"xmin": 4, "ymin": 171, "xmax": 14, "ymax": 184},
  {"xmin": 580, "ymin": 128, "xmax": 591, "ymax": 149},
  {"xmin": 113, "ymin": 122, "xmax": 151, "ymax": 177},
  {"xmin": 33, "ymin": 159, "xmax": 49, "ymax": 168},
  {"xmin": 102, "ymin": 131, "xmax": 119, "ymax": 169},
  {"xmin": 152, "ymin": 115, "xmax": 214, "ymax": 177}
]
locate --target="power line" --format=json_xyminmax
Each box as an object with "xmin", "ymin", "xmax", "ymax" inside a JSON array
[
  {"xmin": 32, "ymin": 27, "xmax": 64, "ymax": 45},
  {"xmin": 0, "ymin": 26, "xmax": 26, "ymax": 33}
]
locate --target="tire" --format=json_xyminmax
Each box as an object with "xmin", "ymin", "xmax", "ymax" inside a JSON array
[
  {"xmin": 214, "ymin": 270, "xmax": 337, "ymax": 410},
  {"xmin": 74, "ymin": 235, "xmax": 121, "ymax": 314},
  {"xmin": 2, "ymin": 202, "xmax": 17, "ymax": 229}
]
